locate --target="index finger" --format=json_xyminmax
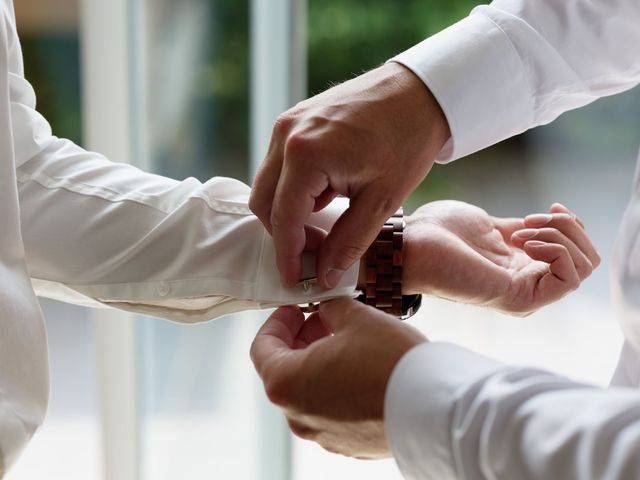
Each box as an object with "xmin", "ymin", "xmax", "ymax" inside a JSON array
[
  {"xmin": 249, "ymin": 133, "xmax": 286, "ymax": 234},
  {"xmin": 270, "ymin": 160, "xmax": 331, "ymax": 287}
]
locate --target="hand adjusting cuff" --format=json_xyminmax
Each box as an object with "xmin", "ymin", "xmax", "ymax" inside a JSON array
[
  {"xmin": 356, "ymin": 208, "xmax": 421, "ymax": 320},
  {"xmin": 297, "ymin": 208, "xmax": 421, "ymax": 320}
]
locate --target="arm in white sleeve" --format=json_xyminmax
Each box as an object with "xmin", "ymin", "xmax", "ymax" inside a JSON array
[
  {"xmin": 611, "ymin": 340, "xmax": 640, "ymax": 388},
  {"xmin": 12, "ymin": 74, "xmax": 358, "ymax": 323},
  {"xmin": 385, "ymin": 343, "xmax": 640, "ymax": 480},
  {"xmin": 391, "ymin": 0, "xmax": 640, "ymax": 162}
]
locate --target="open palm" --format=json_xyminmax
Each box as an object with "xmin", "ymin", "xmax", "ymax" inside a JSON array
[{"xmin": 404, "ymin": 200, "xmax": 600, "ymax": 316}]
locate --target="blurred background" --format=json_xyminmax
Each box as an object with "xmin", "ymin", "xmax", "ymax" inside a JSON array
[{"xmin": 9, "ymin": 0, "xmax": 640, "ymax": 479}]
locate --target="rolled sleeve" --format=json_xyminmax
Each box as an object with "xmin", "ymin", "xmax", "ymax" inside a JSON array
[
  {"xmin": 391, "ymin": 1, "xmax": 640, "ymax": 163},
  {"xmin": 391, "ymin": 13, "xmax": 534, "ymax": 163}
]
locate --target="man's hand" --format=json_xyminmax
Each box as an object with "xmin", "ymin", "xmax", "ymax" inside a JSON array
[
  {"xmin": 249, "ymin": 63, "xmax": 450, "ymax": 289},
  {"xmin": 402, "ymin": 201, "xmax": 600, "ymax": 315},
  {"xmin": 250, "ymin": 299, "xmax": 426, "ymax": 459}
]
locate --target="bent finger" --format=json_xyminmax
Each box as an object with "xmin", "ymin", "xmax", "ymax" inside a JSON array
[
  {"xmin": 512, "ymin": 228, "xmax": 593, "ymax": 280},
  {"xmin": 549, "ymin": 203, "xmax": 586, "ymax": 230},
  {"xmin": 293, "ymin": 312, "xmax": 332, "ymax": 349},
  {"xmin": 249, "ymin": 126, "xmax": 287, "ymax": 234},
  {"xmin": 250, "ymin": 306, "xmax": 305, "ymax": 377},
  {"xmin": 317, "ymin": 190, "xmax": 400, "ymax": 289},
  {"xmin": 271, "ymin": 163, "xmax": 331, "ymax": 288},
  {"xmin": 524, "ymin": 213, "xmax": 600, "ymax": 268},
  {"xmin": 523, "ymin": 241, "xmax": 580, "ymax": 302}
]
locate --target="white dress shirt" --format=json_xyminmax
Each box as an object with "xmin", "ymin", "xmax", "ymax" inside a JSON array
[
  {"xmin": 386, "ymin": 0, "xmax": 640, "ymax": 478},
  {"xmin": 0, "ymin": 1, "xmax": 359, "ymax": 474}
]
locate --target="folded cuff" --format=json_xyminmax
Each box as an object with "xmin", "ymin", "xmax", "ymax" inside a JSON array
[{"xmin": 390, "ymin": 12, "xmax": 534, "ymax": 163}]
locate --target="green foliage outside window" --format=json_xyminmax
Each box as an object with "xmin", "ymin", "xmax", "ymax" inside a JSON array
[{"xmin": 309, "ymin": 0, "xmax": 482, "ymax": 94}]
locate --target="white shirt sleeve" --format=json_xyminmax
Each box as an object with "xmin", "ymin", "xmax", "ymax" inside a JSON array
[
  {"xmin": 391, "ymin": 0, "xmax": 640, "ymax": 162},
  {"xmin": 385, "ymin": 342, "xmax": 640, "ymax": 480},
  {"xmin": 610, "ymin": 340, "xmax": 640, "ymax": 388},
  {"xmin": 12, "ymin": 73, "xmax": 359, "ymax": 324}
]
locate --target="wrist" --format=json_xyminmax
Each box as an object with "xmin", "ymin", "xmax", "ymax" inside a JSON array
[
  {"xmin": 383, "ymin": 62, "xmax": 450, "ymax": 161},
  {"xmin": 402, "ymin": 214, "xmax": 427, "ymax": 295},
  {"xmin": 355, "ymin": 210, "xmax": 422, "ymax": 319}
]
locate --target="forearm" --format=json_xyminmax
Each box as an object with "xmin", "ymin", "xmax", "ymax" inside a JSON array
[
  {"xmin": 18, "ymin": 138, "xmax": 359, "ymax": 322},
  {"xmin": 386, "ymin": 343, "xmax": 640, "ymax": 479}
]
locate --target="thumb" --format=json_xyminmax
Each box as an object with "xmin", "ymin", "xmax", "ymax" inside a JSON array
[
  {"xmin": 318, "ymin": 192, "xmax": 400, "ymax": 289},
  {"xmin": 250, "ymin": 306, "xmax": 304, "ymax": 378}
]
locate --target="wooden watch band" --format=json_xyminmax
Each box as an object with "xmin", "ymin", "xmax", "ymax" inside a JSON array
[
  {"xmin": 296, "ymin": 207, "xmax": 421, "ymax": 319},
  {"xmin": 364, "ymin": 209, "xmax": 404, "ymax": 316}
]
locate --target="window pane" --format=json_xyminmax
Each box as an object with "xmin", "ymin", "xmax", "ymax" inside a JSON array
[
  {"xmin": 10, "ymin": 2, "xmax": 101, "ymax": 479},
  {"xmin": 131, "ymin": 2, "xmax": 265, "ymax": 479},
  {"xmin": 138, "ymin": 0, "xmax": 249, "ymax": 182}
]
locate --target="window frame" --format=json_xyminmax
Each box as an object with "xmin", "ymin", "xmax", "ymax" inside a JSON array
[{"xmin": 80, "ymin": 1, "xmax": 307, "ymax": 479}]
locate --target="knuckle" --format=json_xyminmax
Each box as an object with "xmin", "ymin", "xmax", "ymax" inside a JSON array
[
  {"xmin": 264, "ymin": 375, "xmax": 294, "ymax": 408},
  {"xmin": 321, "ymin": 443, "xmax": 340, "ymax": 456},
  {"xmin": 248, "ymin": 191, "xmax": 265, "ymax": 216},
  {"xmin": 335, "ymin": 241, "xmax": 367, "ymax": 265},
  {"xmin": 549, "ymin": 242, "xmax": 567, "ymax": 257},
  {"xmin": 270, "ymin": 207, "xmax": 293, "ymax": 230},
  {"xmin": 288, "ymin": 420, "xmax": 318, "ymax": 441},
  {"xmin": 553, "ymin": 213, "xmax": 574, "ymax": 225},
  {"xmin": 249, "ymin": 341, "xmax": 258, "ymax": 365},
  {"xmin": 544, "ymin": 227, "xmax": 562, "ymax": 240},
  {"xmin": 284, "ymin": 131, "xmax": 315, "ymax": 160},
  {"xmin": 593, "ymin": 251, "xmax": 602, "ymax": 268},
  {"xmin": 561, "ymin": 271, "xmax": 581, "ymax": 291},
  {"xmin": 508, "ymin": 308, "xmax": 533, "ymax": 318},
  {"xmin": 273, "ymin": 112, "xmax": 294, "ymax": 137},
  {"xmin": 370, "ymin": 195, "xmax": 398, "ymax": 219},
  {"xmin": 559, "ymin": 246, "xmax": 573, "ymax": 261},
  {"xmin": 575, "ymin": 262, "xmax": 593, "ymax": 279},
  {"xmin": 568, "ymin": 277, "xmax": 581, "ymax": 291}
]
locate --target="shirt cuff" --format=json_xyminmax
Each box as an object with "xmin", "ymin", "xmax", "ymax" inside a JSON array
[
  {"xmin": 389, "ymin": 11, "xmax": 534, "ymax": 163},
  {"xmin": 384, "ymin": 342, "xmax": 505, "ymax": 479},
  {"xmin": 254, "ymin": 196, "xmax": 360, "ymax": 306},
  {"xmin": 610, "ymin": 340, "xmax": 640, "ymax": 388}
]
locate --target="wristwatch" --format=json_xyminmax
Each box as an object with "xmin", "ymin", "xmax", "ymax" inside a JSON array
[
  {"xmin": 356, "ymin": 208, "xmax": 421, "ymax": 320},
  {"xmin": 298, "ymin": 208, "xmax": 421, "ymax": 320}
]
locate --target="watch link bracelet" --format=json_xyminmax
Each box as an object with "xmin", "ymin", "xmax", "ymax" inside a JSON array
[
  {"xmin": 356, "ymin": 208, "xmax": 421, "ymax": 320},
  {"xmin": 298, "ymin": 208, "xmax": 422, "ymax": 320}
]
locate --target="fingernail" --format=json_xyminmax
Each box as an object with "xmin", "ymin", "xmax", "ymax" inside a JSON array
[
  {"xmin": 525, "ymin": 240, "xmax": 546, "ymax": 247},
  {"xmin": 514, "ymin": 229, "xmax": 539, "ymax": 240},
  {"xmin": 326, "ymin": 269, "xmax": 345, "ymax": 289},
  {"xmin": 525, "ymin": 214, "xmax": 553, "ymax": 226}
]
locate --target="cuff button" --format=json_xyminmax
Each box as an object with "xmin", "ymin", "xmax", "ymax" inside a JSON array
[{"xmin": 158, "ymin": 282, "xmax": 171, "ymax": 297}]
